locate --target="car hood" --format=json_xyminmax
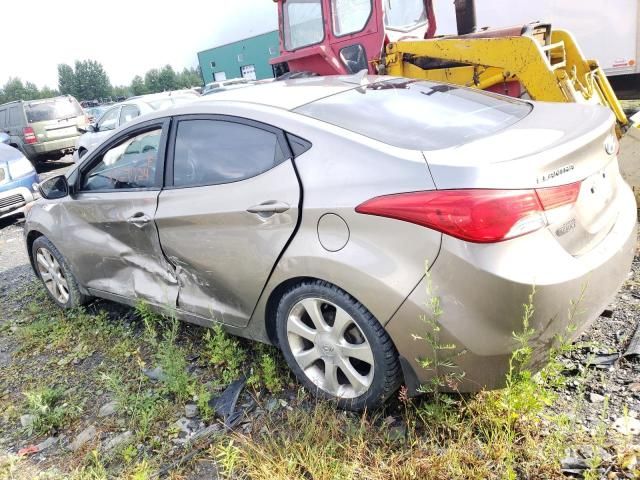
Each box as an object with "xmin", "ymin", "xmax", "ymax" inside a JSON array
[{"xmin": 0, "ymin": 143, "xmax": 25, "ymax": 163}]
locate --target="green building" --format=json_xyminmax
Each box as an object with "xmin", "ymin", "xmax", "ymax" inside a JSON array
[{"xmin": 198, "ymin": 31, "xmax": 281, "ymax": 84}]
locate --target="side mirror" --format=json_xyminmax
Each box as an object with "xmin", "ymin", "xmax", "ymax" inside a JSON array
[
  {"xmin": 0, "ymin": 132, "xmax": 9, "ymax": 144},
  {"xmin": 38, "ymin": 175, "xmax": 69, "ymax": 200},
  {"xmin": 78, "ymin": 124, "xmax": 96, "ymax": 134}
]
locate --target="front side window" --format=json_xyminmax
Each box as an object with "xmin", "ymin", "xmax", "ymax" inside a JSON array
[
  {"xmin": 332, "ymin": 0, "xmax": 372, "ymax": 36},
  {"xmin": 97, "ymin": 107, "xmax": 119, "ymax": 131},
  {"xmin": 82, "ymin": 129, "xmax": 162, "ymax": 191},
  {"xmin": 284, "ymin": 0, "xmax": 324, "ymax": 50},
  {"xmin": 119, "ymin": 105, "xmax": 140, "ymax": 125},
  {"xmin": 173, "ymin": 119, "xmax": 285, "ymax": 188},
  {"xmin": 384, "ymin": 0, "xmax": 427, "ymax": 31}
]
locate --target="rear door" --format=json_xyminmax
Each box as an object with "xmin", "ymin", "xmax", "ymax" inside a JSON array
[
  {"xmin": 155, "ymin": 115, "xmax": 301, "ymax": 327},
  {"xmin": 24, "ymin": 97, "xmax": 85, "ymax": 143},
  {"xmin": 63, "ymin": 119, "xmax": 179, "ymax": 306}
]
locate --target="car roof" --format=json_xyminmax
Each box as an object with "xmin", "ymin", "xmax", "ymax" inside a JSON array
[{"xmin": 197, "ymin": 75, "xmax": 395, "ymax": 111}]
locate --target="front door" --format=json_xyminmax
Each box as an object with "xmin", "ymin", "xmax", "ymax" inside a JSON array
[
  {"xmin": 154, "ymin": 115, "xmax": 301, "ymax": 327},
  {"xmin": 63, "ymin": 120, "xmax": 179, "ymax": 306}
]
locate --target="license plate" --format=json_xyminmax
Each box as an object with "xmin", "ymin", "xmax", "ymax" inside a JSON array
[{"xmin": 45, "ymin": 126, "xmax": 76, "ymax": 139}]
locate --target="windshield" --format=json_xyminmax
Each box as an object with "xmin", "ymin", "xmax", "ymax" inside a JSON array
[
  {"xmin": 25, "ymin": 97, "xmax": 83, "ymax": 123},
  {"xmin": 284, "ymin": 0, "xmax": 324, "ymax": 50},
  {"xmin": 384, "ymin": 0, "xmax": 427, "ymax": 31},
  {"xmin": 295, "ymin": 79, "xmax": 532, "ymax": 150}
]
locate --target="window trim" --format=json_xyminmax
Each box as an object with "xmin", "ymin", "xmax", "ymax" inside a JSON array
[
  {"xmin": 283, "ymin": 0, "xmax": 326, "ymax": 52},
  {"xmin": 330, "ymin": 0, "xmax": 374, "ymax": 38},
  {"xmin": 164, "ymin": 114, "xmax": 293, "ymax": 190},
  {"xmin": 75, "ymin": 118, "xmax": 171, "ymax": 194}
]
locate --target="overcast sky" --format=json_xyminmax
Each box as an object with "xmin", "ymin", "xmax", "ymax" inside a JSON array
[{"xmin": 1, "ymin": 0, "xmax": 278, "ymax": 89}]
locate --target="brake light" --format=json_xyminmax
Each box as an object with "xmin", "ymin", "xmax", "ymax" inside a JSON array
[
  {"xmin": 23, "ymin": 127, "xmax": 37, "ymax": 145},
  {"xmin": 356, "ymin": 182, "xmax": 581, "ymax": 243},
  {"xmin": 535, "ymin": 182, "xmax": 581, "ymax": 210}
]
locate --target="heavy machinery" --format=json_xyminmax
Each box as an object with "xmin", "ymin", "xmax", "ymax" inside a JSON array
[{"xmin": 270, "ymin": 0, "xmax": 639, "ymax": 192}]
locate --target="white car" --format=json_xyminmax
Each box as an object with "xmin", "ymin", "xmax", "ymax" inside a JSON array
[{"xmin": 73, "ymin": 91, "xmax": 200, "ymax": 163}]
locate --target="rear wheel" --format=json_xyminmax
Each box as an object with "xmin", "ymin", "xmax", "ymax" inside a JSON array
[
  {"xmin": 275, "ymin": 280, "xmax": 401, "ymax": 410},
  {"xmin": 31, "ymin": 236, "xmax": 90, "ymax": 309}
]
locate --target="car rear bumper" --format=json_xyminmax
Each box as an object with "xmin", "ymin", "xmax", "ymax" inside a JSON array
[
  {"xmin": 387, "ymin": 181, "xmax": 637, "ymax": 393},
  {"xmin": 24, "ymin": 137, "xmax": 78, "ymax": 157}
]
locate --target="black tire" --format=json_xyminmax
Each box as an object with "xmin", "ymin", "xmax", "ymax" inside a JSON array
[
  {"xmin": 31, "ymin": 236, "xmax": 91, "ymax": 309},
  {"xmin": 275, "ymin": 280, "xmax": 402, "ymax": 410}
]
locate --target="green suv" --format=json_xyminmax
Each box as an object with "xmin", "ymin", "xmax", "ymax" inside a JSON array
[{"xmin": 0, "ymin": 96, "xmax": 88, "ymax": 162}]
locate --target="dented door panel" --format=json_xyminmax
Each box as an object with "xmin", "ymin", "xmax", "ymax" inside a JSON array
[
  {"xmin": 154, "ymin": 160, "xmax": 301, "ymax": 327},
  {"xmin": 62, "ymin": 191, "xmax": 179, "ymax": 306}
]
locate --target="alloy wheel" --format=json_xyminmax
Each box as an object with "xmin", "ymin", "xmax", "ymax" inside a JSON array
[
  {"xmin": 286, "ymin": 297, "xmax": 374, "ymax": 398},
  {"xmin": 35, "ymin": 247, "xmax": 70, "ymax": 304}
]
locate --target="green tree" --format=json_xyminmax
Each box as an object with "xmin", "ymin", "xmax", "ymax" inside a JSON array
[
  {"xmin": 73, "ymin": 59, "xmax": 112, "ymax": 101},
  {"xmin": 112, "ymin": 85, "xmax": 131, "ymax": 99},
  {"xmin": 144, "ymin": 68, "xmax": 162, "ymax": 94},
  {"xmin": 176, "ymin": 67, "xmax": 202, "ymax": 88},
  {"xmin": 130, "ymin": 75, "xmax": 147, "ymax": 96},
  {"xmin": 57, "ymin": 64, "xmax": 76, "ymax": 96},
  {"xmin": 158, "ymin": 65, "xmax": 177, "ymax": 91}
]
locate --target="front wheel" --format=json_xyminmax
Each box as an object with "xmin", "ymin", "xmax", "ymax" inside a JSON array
[
  {"xmin": 275, "ymin": 280, "xmax": 402, "ymax": 410},
  {"xmin": 31, "ymin": 236, "xmax": 90, "ymax": 309}
]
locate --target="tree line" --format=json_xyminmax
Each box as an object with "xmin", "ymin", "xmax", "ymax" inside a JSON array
[{"xmin": 0, "ymin": 60, "xmax": 203, "ymax": 104}]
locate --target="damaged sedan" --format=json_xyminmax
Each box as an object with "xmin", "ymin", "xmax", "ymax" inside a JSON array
[{"xmin": 24, "ymin": 76, "xmax": 636, "ymax": 410}]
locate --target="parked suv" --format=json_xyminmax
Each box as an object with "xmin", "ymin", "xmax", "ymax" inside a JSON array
[{"xmin": 0, "ymin": 96, "xmax": 88, "ymax": 162}]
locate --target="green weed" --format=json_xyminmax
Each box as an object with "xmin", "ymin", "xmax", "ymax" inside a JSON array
[
  {"xmin": 204, "ymin": 324, "xmax": 246, "ymax": 385},
  {"xmin": 23, "ymin": 386, "xmax": 77, "ymax": 435}
]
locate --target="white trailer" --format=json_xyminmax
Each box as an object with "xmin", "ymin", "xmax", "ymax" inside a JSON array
[{"xmin": 434, "ymin": 0, "xmax": 640, "ymax": 77}]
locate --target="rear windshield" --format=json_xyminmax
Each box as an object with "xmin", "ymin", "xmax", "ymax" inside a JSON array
[
  {"xmin": 295, "ymin": 79, "xmax": 532, "ymax": 150},
  {"xmin": 25, "ymin": 97, "xmax": 83, "ymax": 123}
]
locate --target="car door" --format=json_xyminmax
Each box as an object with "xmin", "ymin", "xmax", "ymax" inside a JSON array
[
  {"xmin": 63, "ymin": 118, "xmax": 179, "ymax": 306},
  {"xmin": 154, "ymin": 115, "xmax": 301, "ymax": 327}
]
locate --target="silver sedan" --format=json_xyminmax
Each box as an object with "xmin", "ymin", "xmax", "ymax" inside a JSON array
[{"xmin": 25, "ymin": 76, "xmax": 636, "ymax": 410}]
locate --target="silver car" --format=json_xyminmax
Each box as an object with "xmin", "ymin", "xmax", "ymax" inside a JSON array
[
  {"xmin": 73, "ymin": 91, "xmax": 200, "ymax": 162},
  {"xmin": 25, "ymin": 76, "xmax": 636, "ymax": 410}
]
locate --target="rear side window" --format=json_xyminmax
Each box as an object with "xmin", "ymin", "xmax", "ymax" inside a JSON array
[
  {"xmin": 284, "ymin": 0, "xmax": 324, "ymax": 50},
  {"xmin": 173, "ymin": 119, "xmax": 286, "ymax": 187},
  {"xmin": 295, "ymin": 79, "xmax": 532, "ymax": 150},
  {"xmin": 25, "ymin": 97, "xmax": 83, "ymax": 123},
  {"xmin": 0, "ymin": 109, "xmax": 6, "ymax": 128},
  {"xmin": 9, "ymin": 107, "xmax": 22, "ymax": 126}
]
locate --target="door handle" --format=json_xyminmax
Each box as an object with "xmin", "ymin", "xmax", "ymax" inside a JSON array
[
  {"xmin": 127, "ymin": 212, "xmax": 151, "ymax": 227},
  {"xmin": 246, "ymin": 201, "xmax": 290, "ymax": 215}
]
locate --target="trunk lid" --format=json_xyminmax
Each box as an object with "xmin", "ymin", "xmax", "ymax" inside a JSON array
[{"xmin": 425, "ymin": 102, "xmax": 620, "ymax": 256}]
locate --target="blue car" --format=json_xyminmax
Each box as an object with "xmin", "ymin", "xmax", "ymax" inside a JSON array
[{"xmin": 0, "ymin": 140, "xmax": 39, "ymax": 219}]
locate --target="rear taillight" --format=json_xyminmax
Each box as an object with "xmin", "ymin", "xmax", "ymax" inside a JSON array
[
  {"xmin": 23, "ymin": 127, "xmax": 37, "ymax": 145},
  {"xmin": 356, "ymin": 182, "xmax": 581, "ymax": 243},
  {"xmin": 535, "ymin": 182, "xmax": 581, "ymax": 210}
]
